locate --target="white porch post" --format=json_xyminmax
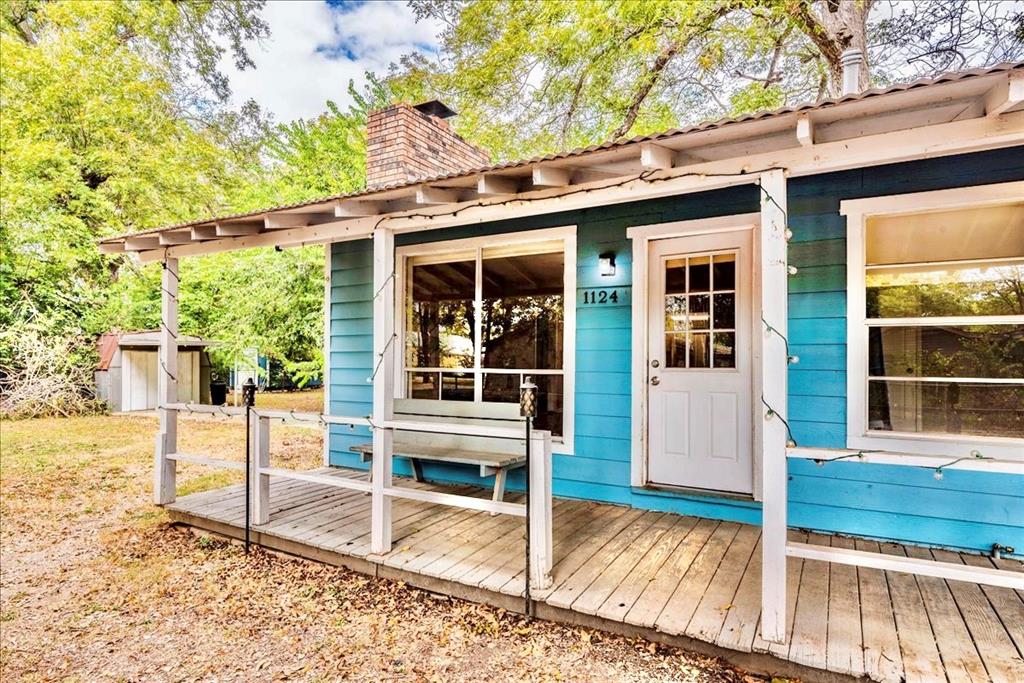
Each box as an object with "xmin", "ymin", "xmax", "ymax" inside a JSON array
[
  {"xmin": 370, "ymin": 228, "xmax": 395, "ymax": 554},
  {"xmin": 154, "ymin": 257, "xmax": 179, "ymax": 504},
  {"xmin": 529, "ymin": 429, "xmax": 553, "ymax": 589},
  {"xmin": 759, "ymin": 169, "xmax": 790, "ymax": 644},
  {"xmin": 251, "ymin": 414, "xmax": 270, "ymax": 525}
]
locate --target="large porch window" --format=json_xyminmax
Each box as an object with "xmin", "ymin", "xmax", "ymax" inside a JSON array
[
  {"xmin": 845, "ymin": 185, "xmax": 1024, "ymax": 458},
  {"xmin": 399, "ymin": 228, "xmax": 575, "ymax": 441}
]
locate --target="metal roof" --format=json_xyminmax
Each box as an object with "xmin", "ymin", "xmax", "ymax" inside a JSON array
[{"xmin": 100, "ymin": 61, "xmax": 1023, "ymax": 244}]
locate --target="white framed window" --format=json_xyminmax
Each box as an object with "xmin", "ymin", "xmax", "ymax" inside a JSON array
[
  {"xmin": 395, "ymin": 226, "xmax": 576, "ymax": 452},
  {"xmin": 842, "ymin": 181, "xmax": 1024, "ymax": 460}
]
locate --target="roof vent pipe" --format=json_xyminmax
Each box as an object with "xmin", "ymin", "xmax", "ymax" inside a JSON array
[{"xmin": 840, "ymin": 49, "xmax": 864, "ymax": 95}]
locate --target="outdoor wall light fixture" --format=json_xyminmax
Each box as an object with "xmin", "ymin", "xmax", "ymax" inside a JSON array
[{"xmin": 598, "ymin": 251, "xmax": 616, "ymax": 276}]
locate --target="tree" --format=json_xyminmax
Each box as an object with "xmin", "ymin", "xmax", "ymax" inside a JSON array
[
  {"xmin": 407, "ymin": 0, "xmax": 1024, "ymax": 158},
  {"xmin": 0, "ymin": 1, "xmax": 268, "ymax": 372}
]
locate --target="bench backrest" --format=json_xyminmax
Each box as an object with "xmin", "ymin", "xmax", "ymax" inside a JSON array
[{"xmin": 393, "ymin": 398, "xmax": 526, "ymax": 455}]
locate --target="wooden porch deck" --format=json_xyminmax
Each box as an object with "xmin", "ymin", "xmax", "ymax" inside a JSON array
[{"xmin": 167, "ymin": 467, "xmax": 1024, "ymax": 683}]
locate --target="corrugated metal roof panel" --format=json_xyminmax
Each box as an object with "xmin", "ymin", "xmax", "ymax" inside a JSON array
[{"xmin": 99, "ymin": 61, "xmax": 1023, "ymax": 243}]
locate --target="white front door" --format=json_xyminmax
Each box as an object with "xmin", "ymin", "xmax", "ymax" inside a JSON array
[{"xmin": 647, "ymin": 230, "xmax": 753, "ymax": 494}]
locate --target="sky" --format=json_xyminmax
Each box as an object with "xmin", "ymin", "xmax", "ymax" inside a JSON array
[{"xmin": 223, "ymin": 1, "xmax": 442, "ymax": 124}]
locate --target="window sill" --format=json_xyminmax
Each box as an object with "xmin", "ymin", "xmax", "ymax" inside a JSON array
[{"xmin": 847, "ymin": 432, "xmax": 1024, "ymax": 461}]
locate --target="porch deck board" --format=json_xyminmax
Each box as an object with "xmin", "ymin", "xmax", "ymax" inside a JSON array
[
  {"xmin": 853, "ymin": 539, "xmax": 904, "ymax": 683},
  {"xmin": 167, "ymin": 468, "xmax": 1024, "ymax": 683}
]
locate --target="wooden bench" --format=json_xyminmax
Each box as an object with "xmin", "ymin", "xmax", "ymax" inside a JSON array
[{"xmin": 350, "ymin": 398, "xmax": 526, "ymax": 507}]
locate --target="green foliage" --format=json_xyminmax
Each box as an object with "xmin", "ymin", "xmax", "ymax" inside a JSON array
[
  {"xmin": 0, "ymin": 1, "xmax": 268, "ymax": 375},
  {"xmin": 407, "ymin": 0, "xmax": 1024, "ymax": 158}
]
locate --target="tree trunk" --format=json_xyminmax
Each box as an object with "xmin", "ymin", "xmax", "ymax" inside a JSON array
[
  {"xmin": 793, "ymin": 0, "xmax": 874, "ymax": 97},
  {"xmin": 818, "ymin": 0, "xmax": 872, "ymax": 94}
]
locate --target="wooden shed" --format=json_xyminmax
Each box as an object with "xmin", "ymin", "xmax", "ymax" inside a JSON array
[{"xmin": 95, "ymin": 331, "xmax": 212, "ymax": 412}]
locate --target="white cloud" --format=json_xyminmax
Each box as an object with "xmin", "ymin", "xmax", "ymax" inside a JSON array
[{"xmin": 224, "ymin": 1, "xmax": 443, "ymax": 123}]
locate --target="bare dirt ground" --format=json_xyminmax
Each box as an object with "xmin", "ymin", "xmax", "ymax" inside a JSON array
[{"xmin": 1, "ymin": 408, "xmax": 769, "ymax": 682}]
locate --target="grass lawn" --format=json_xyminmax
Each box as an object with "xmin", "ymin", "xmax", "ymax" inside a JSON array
[{"xmin": 1, "ymin": 404, "xmax": 761, "ymax": 682}]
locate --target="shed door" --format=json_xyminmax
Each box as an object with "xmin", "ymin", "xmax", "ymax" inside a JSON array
[
  {"xmin": 122, "ymin": 350, "xmax": 158, "ymax": 411},
  {"xmin": 177, "ymin": 351, "xmax": 199, "ymax": 403},
  {"xmin": 646, "ymin": 231, "xmax": 753, "ymax": 494}
]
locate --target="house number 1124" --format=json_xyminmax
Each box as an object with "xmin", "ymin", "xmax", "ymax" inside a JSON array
[{"xmin": 580, "ymin": 288, "xmax": 628, "ymax": 305}]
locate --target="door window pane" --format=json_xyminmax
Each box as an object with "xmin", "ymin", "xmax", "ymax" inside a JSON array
[
  {"xmin": 713, "ymin": 332, "xmax": 736, "ymax": 369},
  {"xmin": 689, "ymin": 294, "xmax": 710, "ymax": 329},
  {"xmin": 406, "ymin": 259, "xmax": 475, "ymax": 368},
  {"xmin": 664, "ymin": 251, "xmax": 738, "ymax": 369},
  {"xmin": 689, "ymin": 332, "xmax": 710, "ymax": 368},
  {"xmin": 713, "ymin": 293, "xmax": 735, "ymax": 329},
  {"xmin": 666, "ymin": 333, "xmax": 687, "ymax": 368},
  {"xmin": 689, "ymin": 255, "xmax": 710, "ymax": 292},
  {"xmin": 665, "ymin": 259, "xmax": 687, "ymax": 294},
  {"xmin": 713, "ymin": 253, "xmax": 736, "ymax": 290}
]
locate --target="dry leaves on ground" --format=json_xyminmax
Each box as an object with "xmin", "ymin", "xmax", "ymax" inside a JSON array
[{"xmin": 1, "ymin": 412, "xmax": 768, "ymax": 682}]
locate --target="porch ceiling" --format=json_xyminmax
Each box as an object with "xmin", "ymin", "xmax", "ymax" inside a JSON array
[{"xmin": 98, "ymin": 62, "xmax": 1024, "ymax": 263}]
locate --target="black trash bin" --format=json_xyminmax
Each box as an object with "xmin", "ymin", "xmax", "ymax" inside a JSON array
[{"xmin": 210, "ymin": 380, "xmax": 227, "ymax": 405}]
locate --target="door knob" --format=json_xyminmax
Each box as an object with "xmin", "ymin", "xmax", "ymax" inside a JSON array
[{"xmin": 650, "ymin": 376, "xmax": 660, "ymax": 386}]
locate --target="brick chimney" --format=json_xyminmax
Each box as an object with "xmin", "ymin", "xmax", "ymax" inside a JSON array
[{"xmin": 365, "ymin": 100, "xmax": 490, "ymax": 189}]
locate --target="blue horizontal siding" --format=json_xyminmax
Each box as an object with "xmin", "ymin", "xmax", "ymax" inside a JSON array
[{"xmin": 328, "ymin": 146, "xmax": 1024, "ymax": 556}]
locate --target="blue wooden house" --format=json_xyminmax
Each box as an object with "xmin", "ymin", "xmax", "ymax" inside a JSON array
[{"xmin": 100, "ymin": 58, "xmax": 1024, "ymax": 682}]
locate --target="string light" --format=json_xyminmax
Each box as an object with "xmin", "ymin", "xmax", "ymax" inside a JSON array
[
  {"xmin": 761, "ymin": 395, "xmax": 797, "ymax": 448},
  {"xmin": 366, "ymin": 333, "xmax": 398, "ymax": 383},
  {"xmin": 814, "ymin": 451, "xmax": 868, "ymax": 466}
]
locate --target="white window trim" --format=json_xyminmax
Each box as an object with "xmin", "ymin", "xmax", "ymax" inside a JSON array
[
  {"xmin": 841, "ymin": 180, "xmax": 1024, "ymax": 461},
  {"xmin": 394, "ymin": 226, "xmax": 577, "ymax": 454}
]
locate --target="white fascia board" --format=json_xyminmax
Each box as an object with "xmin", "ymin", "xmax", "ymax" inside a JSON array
[{"xmin": 136, "ymin": 110, "xmax": 1024, "ymax": 262}]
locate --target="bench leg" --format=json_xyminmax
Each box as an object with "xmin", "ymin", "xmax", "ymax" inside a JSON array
[
  {"xmin": 410, "ymin": 458, "xmax": 424, "ymax": 483},
  {"xmin": 490, "ymin": 468, "xmax": 508, "ymax": 516}
]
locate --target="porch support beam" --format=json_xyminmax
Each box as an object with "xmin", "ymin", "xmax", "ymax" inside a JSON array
[
  {"xmin": 529, "ymin": 429, "xmax": 554, "ymax": 589},
  {"xmin": 154, "ymin": 257, "xmax": 179, "ymax": 505},
  {"xmin": 215, "ymin": 221, "xmax": 262, "ymax": 237},
  {"xmin": 985, "ymin": 72, "xmax": 1024, "ymax": 116},
  {"xmin": 758, "ymin": 168, "xmax": 790, "ymax": 644},
  {"xmin": 796, "ymin": 114, "xmax": 814, "ymax": 147},
  {"xmin": 250, "ymin": 415, "xmax": 271, "ymax": 525},
  {"xmin": 334, "ymin": 200, "xmax": 380, "ymax": 218},
  {"xmin": 416, "ymin": 186, "xmax": 460, "ymax": 205},
  {"xmin": 158, "ymin": 230, "xmax": 193, "ymax": 246},
  {"xmin": 532, "ymin": 166, "xmax": 571, "ymax": 188},
  {"xmin": 264, "ymin": 213, "xmax": 309, "ymax": 230},
  {"xmin": 477, "ymin": 174, "xmax": 519, "ymax": 196},
  {"xmin": 370, "ymin": 226, "xmax": 396, "ymax": 554},
  {"xmin": 640, "ymin": 143, "xmax": 674, "ymax": 170},
  {"xmin": 125, "ymin": 235, "xmax": 160, "ymax": 251}
]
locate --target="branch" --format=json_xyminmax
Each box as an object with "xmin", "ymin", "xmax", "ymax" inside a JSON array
[{"xmin": 610, "ymin": 41, "xmax": 680, "ymax": 140}]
